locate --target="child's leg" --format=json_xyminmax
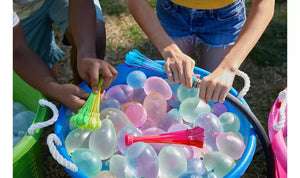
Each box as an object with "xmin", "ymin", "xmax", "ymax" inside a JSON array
[
  {"xmin": 49, "ymin": 0, "xmax": 106, "ymax": 84},
  {"xmin": 157, "ymin": 37, "xmax": 195, "ymax": 59},
  {"xmin": 198, "ymin": 43, "xmax": 232, "ymax": 72}
]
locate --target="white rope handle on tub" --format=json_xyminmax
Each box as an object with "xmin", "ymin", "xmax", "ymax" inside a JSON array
[
  {"xmin": 236, "ymin": 70, "xmax": 250, "ymax": 99},
  {"xmin": 273, "ymin": 89, "xmax": 287, "ymax": 131},
  {"xmin": 28, "ymin": 99, "xmax": 59, "ymax": 135},
  {"xmin": 47, "ymin": 133, "xmax": 78, "ymax": 172}
]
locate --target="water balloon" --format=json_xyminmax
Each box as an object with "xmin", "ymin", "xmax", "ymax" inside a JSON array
[
  {"xmin": 144, "ymin": 76, "xmax": 172, "ymax": 100},
  {"xmin": 126, "ymin": 70, "xmax": 147, "ymax": 89},
  {"xmin": 179, "ymin": 98, "xmax": 211, "ymax": 123}
]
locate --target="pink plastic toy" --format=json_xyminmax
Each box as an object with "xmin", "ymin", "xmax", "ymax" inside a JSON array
[{"xmin": 268, "ymin": 88, "xmax": 287, "ymax": 178}]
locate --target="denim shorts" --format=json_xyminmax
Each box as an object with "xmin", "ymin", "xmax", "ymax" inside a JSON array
[
  {"xmin": 156, "ymin": 0, "xmax": 246, "ymax": 47},
  {"xmin": 20, "ymin": 0, "xmax": 105, "ymax": 69}
]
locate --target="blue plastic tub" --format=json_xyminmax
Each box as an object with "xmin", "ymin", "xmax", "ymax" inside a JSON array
[{"xmin": 54, "ymin": 62, "xmax": 256, "ymax": 178}]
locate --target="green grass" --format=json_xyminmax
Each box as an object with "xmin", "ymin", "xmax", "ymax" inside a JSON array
[{"xmin": 101, "ymin": 0, "xmax": 128, "ymax": 16}]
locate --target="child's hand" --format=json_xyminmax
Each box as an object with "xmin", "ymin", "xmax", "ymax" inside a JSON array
[
  {"xmin": 77, "ymin": 58, "xmax": 118, "ymax": 94},
  {"xmin": 199, "ymin": 67, "xmax": 236, "ymax": 103},
  {"xmin": 53, "ymin": 83, "xmax": 89, "ymax": 113},
  {"xmin": 162, "ymin": 45, "xmax": 195, "ymax": 89}
]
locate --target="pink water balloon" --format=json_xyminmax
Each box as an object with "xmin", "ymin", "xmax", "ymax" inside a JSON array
[
  {"xmin": 125, "ymin": 104, "xmax": 147, "ymax": 127},
  {"xmin": 140, "ymin": 117, "xmax": 157, "ymax": 131},
  {"xmin": 216, "ymin": 132, "xmax": 245, "ymax": 160},
  {"xmin": 105, "ymin": 84, "xmax": 134, "ymax": 105},
  {"xmin": 144, "ymin": 76, "xmax": 172, "ymax": 100},
  {"xmin": 121, "ymin": 101, "xmax": 141, "ymax": 112},
  {"xmin": 143, "ymin": 92, "xmax": 167, "ymax": 124}
]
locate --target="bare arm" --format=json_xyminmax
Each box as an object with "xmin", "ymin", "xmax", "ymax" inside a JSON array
[
  {"xmin": 200, "ymin": 0, "xmax": 275, "ymax": 103},
  {"xmin": 68, "ymin": 0, "xmax": 118, "ymax": 92},
  {"xmin": 127, "ymin": 0, "xmax": 195, "ymax": 88},
  {"xmin": 13, "ymin": 22, "xmax": 89, "ymax": 113}
]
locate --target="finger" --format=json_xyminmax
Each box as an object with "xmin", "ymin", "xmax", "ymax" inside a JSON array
[
  {"xmin": 211, "ymin": 85, "xmax": 222, "ymax": 102},
  {"xmin": 199, "ymin": 79, "xmax": 207, "ymax": 101},
  {"xmin": 178, "ymin": 64, "xmax": 186, "ymax": 87},
  {"xmin": 170, "ymin": 65, "xmax": 180, "ymax": 83},
  {"xmin": 184, "ymin": 61, "xmax": 193, "ymax": 89},
  {"xmin": 205, "ymin": 81, "xmax": 215, "ymax": 103},
  {"xmin": 164, "ymin": 62, "xmax": 174, "ymax": 82},
  {"xmin": 110, "ymin": 65, "xmax": 119, "ymax": 81},
  {"xmin": 100, "ymin": 67, "xmax": 114, "ymax": 90},
  {"xmin": 89, "ymin": 66, "xmax": 100, "ymax": 94},
  {"xmin": 219, "ymin": 86, "xmax": 230, "ymax": 103},
  {"xmin": 75, "ymin": 86, "xmax": 90, "ymax": 100}
]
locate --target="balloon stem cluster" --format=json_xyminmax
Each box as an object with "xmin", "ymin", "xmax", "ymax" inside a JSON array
[
  {"xmin": 70, "ymin": 75, "xmax": 103, "ymax": 130},
  {"xmin": 125, "ymin": 126, "xmax": 205, "ymax": 148}
]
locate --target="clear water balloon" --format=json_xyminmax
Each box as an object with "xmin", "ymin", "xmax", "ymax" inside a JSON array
[
  {"xmin": 105, "ymin": 84, "xmax": 134, "ymax": 105},
  {"xmin": 144, "ymin": 76, "xmax": 172, "ymax": 100},
  {"xmin": 187, "ymin": 158, "xmax": 207, "ymax": 174},
  {"xmin": 100, "ymin": 108, "xmax": 134, "ymax": 133},
  {"xmin": 71, "ymin": 148, "xmax": 102, "ymax": 177},
  {"xmin": 89, "ymin": 119, "xmax": 117, "ymax": 160},
  {"xmin": 179, "ymin": 98, "xmax": 211, "ymax": 123},
  {"xmin": 65, "ymin": 128, "xmax": 91, "ymax": 155},
  {"xmin": 100, "ymin": 98, "xmax": 121, "ymax": 111},
  {"xmin": 216, "ymin": 132, "xmax": 245, "ymax": 160},
  {"xmin": 219, "ymin": 112, "xmax": 240, "ymax": 132},
  {"xmin": 167, "ymin": 123, "xmax": 191, "ymax": 133},
  {"xmin": 13, "ymin": 111, "xmax": 35, "ymax": 136},
  {"xmin": 203, "ymin": 151, "xmax": 236, "ymax": 178},
  {"xmin": 143, "ymin": 92, "xmax": 167, "ymax": 124},
  {"xmin": 126, "ymin": 142, "xmax": 159, "ymax": 178},
  {"xmin": 109, "ymin": 154, "xmax": 127, "ymax": 178},
  {"xmin": 13, "ymin": 101, "xmax": 27, "ymax": 116},
  {"xmin": 177, "ymin": 85, "xmax": 200, "ymax": 102},
  {"xmin": 158, "ymin": 145, "xmax": 187, "ymax": 178},
  {"xmin": 117, "ymin": 126, "xmax": 141, "ymax": 155},
  {"xmin": 126, "ymin": 70, "xmax": 147, "ymax": 89},
  {"xmin": 94, "ymin": 170, "xmax": 117, "ymax": 178},
  {"xmin": 158, "ymin": 108, "xmax": 182, "ymax": 131}
]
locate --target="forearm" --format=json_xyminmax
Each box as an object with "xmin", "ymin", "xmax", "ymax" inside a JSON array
[
  {"xmin": 68, "ymin": 0, "xmax": 97, "ymax": 58},
  {"xmin": 128, "ymin": 0, "xmax": 180, "ymax": 57},
  {"xmin": 219, "ymin": 0, "xmax": 275, "ymax": 72}
]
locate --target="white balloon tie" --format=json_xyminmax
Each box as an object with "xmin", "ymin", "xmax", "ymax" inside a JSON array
[
  {"xmin": 236, "ymin": 70, "xmax": 250, "ymax": 99},
  {"xmin": 47, "ymin": 133, "xmax": 78, "ymax": 172},
  {"xmin": 273, "ymin": 89, "xmax": 287, "ymax": 131},
  {"xmin": 28, "ymin": 99, "xmax": 59, "ymax": 135}
]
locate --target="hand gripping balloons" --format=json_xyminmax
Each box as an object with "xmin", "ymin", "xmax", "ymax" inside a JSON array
[
  {"xmin": 143, "ymin": 76, "xmax": 172, "ymax": 100},
  {"xmin": 216, "ymin": 132, "xmax": 245, "ymax": 160},
  {"xmin": 126, "ymin": 142, "xmax": 159, "ymax": 178},
  {"xmin": 71, "ymin": 148, "xmax": 102, "ymax": 177},
  {"xmin": 89, "ymin": 119, "xmax": 117, "ymax": 160}
]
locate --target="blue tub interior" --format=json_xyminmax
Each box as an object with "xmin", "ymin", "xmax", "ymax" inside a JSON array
[{"xmin": 54, "ymin": 61, "xmax": 256, "ymax": 178}]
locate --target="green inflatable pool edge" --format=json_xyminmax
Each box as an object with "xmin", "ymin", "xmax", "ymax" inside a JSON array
[{"xmin": 13, "ymin": 71, "xmax": 50, "ymax": 178}]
